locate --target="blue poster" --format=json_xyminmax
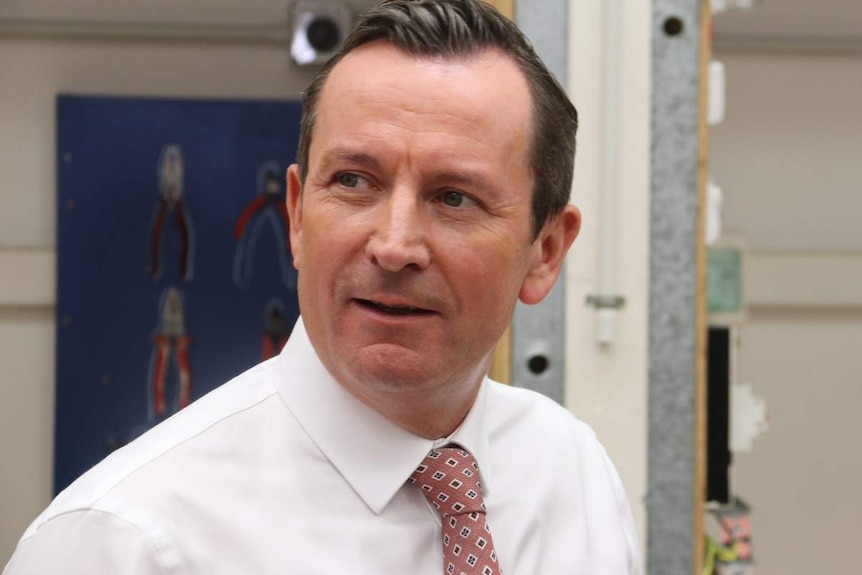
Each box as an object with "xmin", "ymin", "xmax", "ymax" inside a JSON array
[{"xmin": 55, "ymin": 95, "xmax": 302, "ymax": 493}]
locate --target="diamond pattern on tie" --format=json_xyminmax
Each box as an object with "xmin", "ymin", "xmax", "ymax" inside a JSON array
[{"xmin": 409, "ymin": 446, "xmax": 503, "ymax": 575}]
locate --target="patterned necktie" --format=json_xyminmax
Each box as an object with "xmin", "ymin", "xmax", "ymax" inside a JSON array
[{"xmin": 409, "ymin": 446, "xmax": 503, "ymax": 575}]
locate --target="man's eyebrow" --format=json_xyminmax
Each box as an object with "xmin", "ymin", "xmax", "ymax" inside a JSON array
[
  {"xmin": 317, "ymin": 148, "xmax": 494, "ymax": 191},
  {"xmin": 317, "ymin": 148, "xmax": 383, "ymax": 172},
  {"xmin": 433, "ymin": 171, "xmax": 485, "ymax": 189}
]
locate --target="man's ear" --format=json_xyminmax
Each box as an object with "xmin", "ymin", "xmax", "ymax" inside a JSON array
[
  {"xmin": 286, "ymin": 164, "xmax": 303, "ymax": 270},
  {"xmin": 519, "ymin": 205, "xmax": 581, "ymax": 305}
]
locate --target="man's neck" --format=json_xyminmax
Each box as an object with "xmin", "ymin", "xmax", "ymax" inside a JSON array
[{"xmin": 338, "ymin": 368, "xmax": 487, "ymax": 439}]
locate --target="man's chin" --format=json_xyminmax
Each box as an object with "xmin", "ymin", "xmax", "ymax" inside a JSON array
[{"xmin": 351, "ymin": 343, "xmax": 436, "ymax": 387}]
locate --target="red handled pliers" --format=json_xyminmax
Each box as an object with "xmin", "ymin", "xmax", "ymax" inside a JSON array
[
  {"xmin": 149, "ymin": 145, "xmax": 194, "ymax": 281},
  {"xmin": 149, "ymin": 287, "xmax": 192, "ymax": 417}
]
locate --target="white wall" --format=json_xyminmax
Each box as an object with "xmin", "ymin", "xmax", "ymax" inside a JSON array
[
  {"xmin": 734, "ymin": 310, "xmax": 862, "ymax": 575},
  {"xmin": 0, "ymin": 308, "xmax": 55, "ymax": 567},
  {"xmin": 711, "ymin": 51, "xmax": 862, "ymax": 574},
  {"xmin": 566, "ymin": 0, "xmax": 650, "ymax": 552},
  {"xmin": 711, "ymin": 54, "xmax": 862, "ymax": 252}
]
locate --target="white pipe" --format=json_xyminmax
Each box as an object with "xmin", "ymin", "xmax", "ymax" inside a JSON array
[{"xmin": 595, "ymin": 0, "xmax": 622, "ymax": 346}]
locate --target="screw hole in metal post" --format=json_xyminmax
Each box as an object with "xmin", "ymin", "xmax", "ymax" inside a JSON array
[
  {"xmin": 663, "ymin": 16, "xmax": 684, "ymax": 36},
  {"xmin": 527, "ymin": 355, "xmax": 550, "ymax": 375}
]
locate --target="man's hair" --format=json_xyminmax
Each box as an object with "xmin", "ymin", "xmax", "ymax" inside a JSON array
[{"xmin": 296, "ymin": 0, "xmax": 578, "ymax": 239}]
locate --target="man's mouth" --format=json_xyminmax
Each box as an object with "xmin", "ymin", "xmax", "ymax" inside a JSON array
[{"xmin": 355, "ymin": 299, "xmax": 434, "ymax": 316}]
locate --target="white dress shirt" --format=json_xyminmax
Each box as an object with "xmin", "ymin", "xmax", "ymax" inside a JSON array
[{"xmin": 4, "ymin": 319, "xmax": 641, "ymax": 574}]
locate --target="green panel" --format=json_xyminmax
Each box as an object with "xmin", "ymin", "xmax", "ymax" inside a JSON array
[{"xmin": 708, "ymin": 247, "xmax": 743, "ymax": 313}]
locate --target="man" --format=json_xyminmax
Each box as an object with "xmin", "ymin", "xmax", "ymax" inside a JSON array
[{"xmin": 4, "ymin": 1, "xmax": 640, "ymax": 573}]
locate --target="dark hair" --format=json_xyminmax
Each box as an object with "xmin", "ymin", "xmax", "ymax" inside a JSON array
[{"xmin": 296, "ymin": 0, "xmax": 578, "ymax": 238}]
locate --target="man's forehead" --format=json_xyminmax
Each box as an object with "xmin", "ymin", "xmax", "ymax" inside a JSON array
[
  {"xmin": 311, "ymin": 43, "xmax": 532, "ymax": 141},
  {"xmin": 316, "ymin": 43, "xmax": 532, "ymax": 128},
  {"xmin": 339, "ymin": 39, "xmax": 486, "ymax": 65},
  {"xmin": 325, "ymin": 40, "xmax": 527, "ymax": 95}
]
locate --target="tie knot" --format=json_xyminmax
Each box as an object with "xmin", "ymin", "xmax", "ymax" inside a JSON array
[{"xmin": 409, "ymin": 446, "xmax": 486, "ymax": 517}]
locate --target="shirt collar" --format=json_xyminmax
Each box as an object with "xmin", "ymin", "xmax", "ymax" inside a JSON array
[{"xmin": 273, "ymin": 318, "xmax": 493, "ymax": 515}]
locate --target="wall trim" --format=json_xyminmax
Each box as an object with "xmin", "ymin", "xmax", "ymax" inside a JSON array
[
  {"xmin": 715, "ymin": 33, "xmax": 862, "ymax": 57},
  {"xmin": 0, "ymin": 248, "xmax": 55, "ymax": 307},
  {"xmin": 747, "ymin": 251, "xmax": 862, "ymax": 309}
]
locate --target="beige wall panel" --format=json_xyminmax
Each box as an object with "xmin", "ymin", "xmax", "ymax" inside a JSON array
[
  {"xmin": 0, "ymin": 249, "xmax": 55, "ymax": 306},
  {"xmin": 746, "ymin": 252, "xmax": 862, "ymax": 309},
  {"xmin": 735, "ymin": 313, "xmax": 862, "ymax": 574},
  {"xmin": 0, "ymin": 0, "xmax": 372, "ymax": 23},
  {"xmin": 711, "ymin": 53, "xmax": 862, "ymax": 252},
  {"xmin": 0, "ymin": 310, "xmax": 55, "ymax": 565},
  {"xmin": 713, "ymin": 50, "xmax": 862, "ymax": 575}
]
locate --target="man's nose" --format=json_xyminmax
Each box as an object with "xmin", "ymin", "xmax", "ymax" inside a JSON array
[{"xmin": 366, "ymin": 190, "xmax": 431, "ymax": 272}]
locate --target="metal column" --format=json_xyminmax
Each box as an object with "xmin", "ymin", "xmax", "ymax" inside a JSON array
[
  {"xmin": 512, "ymin": 0, "xmax": 569, "ymax": 404},
  {"xmin": 649, "ymin": 1, "xmax": 703, "ymax": 574}
]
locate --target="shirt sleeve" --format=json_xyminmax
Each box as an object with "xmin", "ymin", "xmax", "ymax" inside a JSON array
[
  {"xmin": 577, "ymin": 426, "xmax": 644, "ymax": 575},
  {"xmin": 3, "ymin": 510, "xmax": 173, "ymax": 575},
  {"xmin": 606, "ymin": 455, "xmax": 643, "ymax": 575}
]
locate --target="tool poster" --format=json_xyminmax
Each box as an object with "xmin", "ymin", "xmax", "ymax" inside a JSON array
[{"xmin": 55, "ymin": 95, "xmax": 302, "ymax": 493}]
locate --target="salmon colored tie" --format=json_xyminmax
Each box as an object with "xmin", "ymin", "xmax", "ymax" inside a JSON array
[{"xmin": 409, "ymin": 446, "xmax": 503, "ymax": 575}]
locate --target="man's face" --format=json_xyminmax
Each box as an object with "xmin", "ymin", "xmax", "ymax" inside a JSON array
[{"xmin": 287, "ymin": 42, "xmax": 575, "ymax": 401}]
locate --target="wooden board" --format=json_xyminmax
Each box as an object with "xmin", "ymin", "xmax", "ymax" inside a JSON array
[
  {"xmin": 484, "ymin": 0, "xmax": 515, "ymax": 18},
  {"xmin": 694, "ymin": 0, "xmax": 712, "ymax": 573}
]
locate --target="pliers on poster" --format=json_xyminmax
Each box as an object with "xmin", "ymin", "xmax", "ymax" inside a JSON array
[
  {"xmin": 233, "ymin": 162, "xmax": 295, "ymax": 289},
  {"xmin": 149, "ymin": 287, "xmax": 192, "ymax": 417},
  {"xmin": 149, "ymin": 145, "xmax": 194, "ymax": 281},
  {"xmin": 261, "ymin": 299, "xmax": 290, "ymax": 360}
]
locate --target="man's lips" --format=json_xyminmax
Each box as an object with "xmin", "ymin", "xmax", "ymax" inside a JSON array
[{"xmin": 354, "ymin": 298, "xmax": 436, "ymax": 316}]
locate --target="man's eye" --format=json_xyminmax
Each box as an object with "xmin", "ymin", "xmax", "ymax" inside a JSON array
[
  {"xmin": 441, "ymin": 191, "xmax": 474, "ymax": 208},
  {"xmin": 337, "ymin": 173, "xmax": 362, "ymax": 188}
]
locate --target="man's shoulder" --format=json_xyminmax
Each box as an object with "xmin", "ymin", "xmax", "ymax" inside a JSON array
[
  {"xmin": 483, "ymin": 381, "xmax": 641, "ymax": 575},
  {"xmin": 484, "ymin": 379, "xmax": 599, "ymax": 446},
  {"xmin": 482, "ymin": 380, "xmax": 635, "ymax": 526},
  {"xmin": 22, "ymin": 358, "xmax": 282, "ymax": 540}
]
